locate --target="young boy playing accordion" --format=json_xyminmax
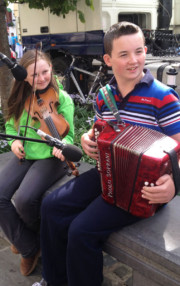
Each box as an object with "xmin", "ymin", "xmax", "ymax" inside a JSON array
[{"xmin": 34, "ymin": 22, "xmax": 180, "ymax": 286}]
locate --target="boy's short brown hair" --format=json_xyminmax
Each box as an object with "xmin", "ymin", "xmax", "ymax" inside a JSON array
[{"xmin": 104, "ymin": 21, "xmax": 145, "ymax": 56}]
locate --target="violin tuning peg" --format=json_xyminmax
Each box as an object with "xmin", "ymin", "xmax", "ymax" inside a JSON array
[
  {"xmin": 67, "ymin": 171, "xmax": 72, "ymax": 176},
  {"xmin": 72, "ymin": 169, "xmax": 79, "ymax": 176},
  {"xmin": 76, "ymin": 162, "xmax": 81, "ymax": 167}
]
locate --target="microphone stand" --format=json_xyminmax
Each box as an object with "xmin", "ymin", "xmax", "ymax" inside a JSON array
[
  {"xmin": 0, "ymin": 132, "xmax": 75, "ymax": 175},
  {"xmin": 0, "ymin": 133, "xmax": 60, "ymax": 148},
  {"xmin": 0, "ymin": 131, "xmax": 83, "ymax": 166}
]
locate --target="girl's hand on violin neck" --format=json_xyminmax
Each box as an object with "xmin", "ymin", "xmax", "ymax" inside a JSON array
[
  {"xmin": 11, "ymin": 140, "xmax": 26, "ymax": 160},
  {"xmin": 52, "ymin": 146, "xmax": 65, "ymax": 161}
]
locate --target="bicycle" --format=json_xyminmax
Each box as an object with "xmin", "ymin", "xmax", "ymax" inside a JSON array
[{"xmin": 58, "ymin": 54, "xmax": 113, "ymax": 105}]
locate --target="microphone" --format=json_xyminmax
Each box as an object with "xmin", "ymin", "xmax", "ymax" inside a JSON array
[
  {"xmin": 0, "ymin": 52, "xmax": 27, "ymax": 81},
  {"xmin": 36, "ymin": 129, "xmax": 83, "ymax": 162}
]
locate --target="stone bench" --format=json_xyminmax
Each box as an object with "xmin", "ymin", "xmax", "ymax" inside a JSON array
[
  {"xmin": 0, "ymin": 151, "xmax": 180, "ymax": 286},
  {"xmin": 104, "ymin": 197, "xmax": 180, "ymax": 286}
]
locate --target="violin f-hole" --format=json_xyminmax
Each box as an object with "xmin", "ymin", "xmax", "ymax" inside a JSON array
[{"xmin": 34, "ymin": 111, "xmax": 43, "ymax": 119}]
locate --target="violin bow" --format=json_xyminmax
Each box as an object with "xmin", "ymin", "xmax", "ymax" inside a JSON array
[{"xmin": 22, "ymin": 42, "xmax": 42, "ymax": 149}]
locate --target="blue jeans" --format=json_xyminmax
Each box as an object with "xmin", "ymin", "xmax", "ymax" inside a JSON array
[
  {"xmin": 41, "ymin": 167, "xmax": 141, "ymax": 286},
  {"xmin": 0, "ymin": 155, "xmax": 67, "ymax": 258}
]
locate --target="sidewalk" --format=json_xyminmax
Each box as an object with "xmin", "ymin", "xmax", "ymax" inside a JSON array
[
  {"xmin": 0, "ymin": 229, "xmax": 132, "ymax": 286},
  {"xmin": 0, "ymin": 235, "xmax": 42, "ymax": 286}
]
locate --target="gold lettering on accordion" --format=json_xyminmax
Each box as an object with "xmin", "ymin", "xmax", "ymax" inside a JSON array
[
  {"xmin": 105, "ymin": 152, "xmax": 111, "ymax": 178},
  {"xmin": 105, "ymin": 152, "xmax": 113, "ymax": 198}
]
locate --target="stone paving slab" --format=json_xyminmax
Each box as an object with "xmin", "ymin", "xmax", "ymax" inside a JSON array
[
  {"xmin": 0, "ymin": 235, "xmax": 132, "ymax": 286},
  {"xmin": 0, "ymin": 237, "xmax": 42, "ymax": 286}
]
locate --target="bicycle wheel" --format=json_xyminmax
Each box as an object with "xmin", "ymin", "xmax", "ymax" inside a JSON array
[
  {"xmin": 52, "ymin": 57, "xmax": 76, "ymax": 93},
  {"xmin": 52, "ymin": 57, "xmax": 68, "ymax": 80}
]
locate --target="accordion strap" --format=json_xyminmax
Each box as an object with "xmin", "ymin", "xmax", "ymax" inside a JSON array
[
  {"xmin": 164, "ymin": 149, "xmax": 180, "ymax": 196},
  {"xmin": 99, "ymin": 84, "xmax": 123, "ymax": 124}
]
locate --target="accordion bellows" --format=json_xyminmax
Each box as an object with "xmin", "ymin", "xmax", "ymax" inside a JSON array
[{"xmin": 94, "ymin": 120, "xmax": 180, "ymax": 218}]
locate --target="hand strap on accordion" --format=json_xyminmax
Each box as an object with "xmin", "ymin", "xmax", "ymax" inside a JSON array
[
  {"xmin": 164, "ymin": 149, "xmax": 180, "ymax": 196},
  {"xmin": 99, "ymin": 84, "xmax": 123, "ymax": 124}
]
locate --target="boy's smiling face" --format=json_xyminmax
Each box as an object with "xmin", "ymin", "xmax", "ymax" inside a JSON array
[{"xmin": 103, "ymin": 31, "xmax": 147, "ymax": 85}]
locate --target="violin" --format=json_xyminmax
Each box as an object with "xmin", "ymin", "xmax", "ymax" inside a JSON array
[{"xmin": 25, "ymin": 86, "xmax": 79, "ymax": 176}]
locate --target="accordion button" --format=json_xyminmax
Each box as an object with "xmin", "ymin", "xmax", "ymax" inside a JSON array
[{"xmin": 144, "ymin": 181, "xmax": 149, "ymax": 186}]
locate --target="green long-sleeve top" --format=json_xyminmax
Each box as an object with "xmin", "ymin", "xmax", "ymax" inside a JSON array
[{"xmin": 5, "ymin": 85, "xmax": 74, "ymax": 160}]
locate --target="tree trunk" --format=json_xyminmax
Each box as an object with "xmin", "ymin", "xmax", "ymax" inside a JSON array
[{"xmin": 0, "ymin": 0, "xmax": 13, "ymax": 119}]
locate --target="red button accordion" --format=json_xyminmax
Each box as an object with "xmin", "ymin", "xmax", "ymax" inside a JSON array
[{"xmin": 94, "ymin": 119, "xmax": 180, "ymax": 218}]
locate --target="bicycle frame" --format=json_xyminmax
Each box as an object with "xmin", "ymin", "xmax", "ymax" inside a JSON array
[
  {"xmin": 69, "ymin": 66, "xmax": 104, "ymax": 103},
  {"xmin": 64, "ymin": 56, "xmax": 110, "ymax": 104}
]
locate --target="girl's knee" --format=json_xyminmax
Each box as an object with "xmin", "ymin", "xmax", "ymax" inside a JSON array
[
  {"xmin": 14, "ymin": 194, "xmax": 38, "ymax": 225},
  {"xmin": 14, "ymin": 194, "xmax": 29, "ymax": 214}
]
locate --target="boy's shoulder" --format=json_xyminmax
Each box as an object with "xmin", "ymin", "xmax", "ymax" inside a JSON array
[
  {"xmin": 150, "ymin": 78, "xmax": 179, "ymax": 99},
  {"xmin": 153, "ymin": 78, "xmax": 170, "ymax": 89}
]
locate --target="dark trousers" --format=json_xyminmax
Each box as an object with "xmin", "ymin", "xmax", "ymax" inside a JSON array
[
  {"xmin": 0, "ymin": 155, "xmax": 67, "ymax": 257},
  {"xmin": 41, "ymin": 167, "xmax": 141, "ymax": 286}
]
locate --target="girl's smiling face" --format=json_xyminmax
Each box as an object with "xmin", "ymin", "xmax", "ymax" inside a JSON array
[{"xmin": 25, "ymin": 59, "xmax": 52, "ymax": 90}]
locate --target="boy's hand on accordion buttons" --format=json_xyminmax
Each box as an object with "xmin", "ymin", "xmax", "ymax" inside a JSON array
[
  {"xmin": 81, "ymin": 129, "xmax": 99, "ymax": 160},
  {"xmin": 141, "ymin": 174, "xmax": 175, "ymax": 204}
]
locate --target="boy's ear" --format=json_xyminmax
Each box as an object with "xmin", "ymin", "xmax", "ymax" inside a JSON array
[{"xmin": 103, "ymin": 54, "xmax": 112, "ymax": 67}]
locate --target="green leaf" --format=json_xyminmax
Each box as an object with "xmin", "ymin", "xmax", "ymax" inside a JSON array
[
  {"xmin": 85, "ymin": 0, "xmax": 94, "ymax": 10},
  {"xmin": 77, "ymin": 10, "xmax": 85, "ymax": 23},
  {"xmin": 7, "ymin": 0, "xmax": 94, "ymax": 22}
]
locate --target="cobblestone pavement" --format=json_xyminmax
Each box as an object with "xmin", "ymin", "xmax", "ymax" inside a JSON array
[
  {"xmin": 102, "ymin": 253, "xmax": 133, "ymax": 286},
  {"xmin": 0, "ymin": 231, "xmax": 132, "ymax": 286}
]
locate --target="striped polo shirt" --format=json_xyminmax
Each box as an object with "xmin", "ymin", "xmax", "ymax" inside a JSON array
[{"xmin": 95, "ymin": 69, "xmax": 180, "ymax": 136}]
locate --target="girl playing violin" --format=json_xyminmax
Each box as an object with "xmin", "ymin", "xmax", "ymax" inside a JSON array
[{"xmin": 0, "ymin": 50, "xmax": 74, "ymax": 276}]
